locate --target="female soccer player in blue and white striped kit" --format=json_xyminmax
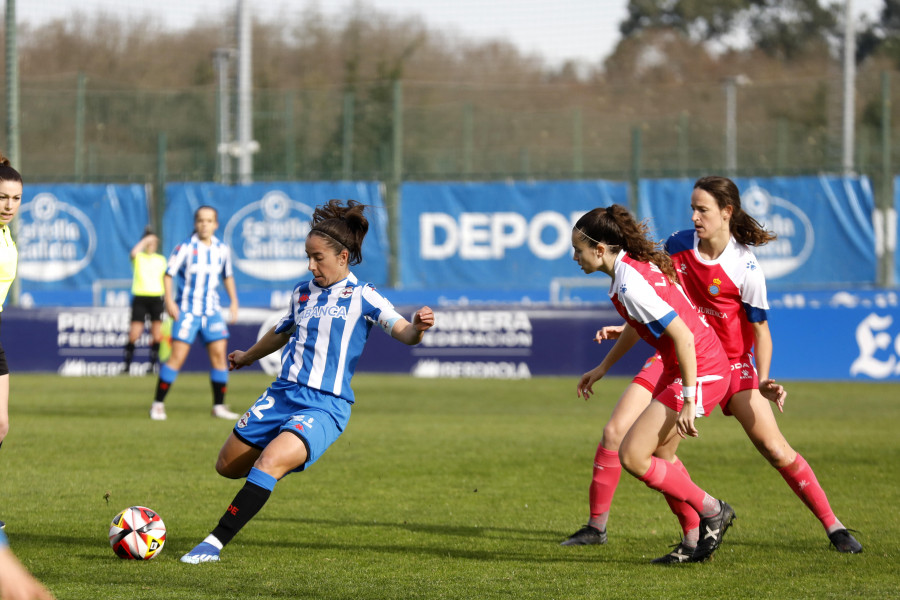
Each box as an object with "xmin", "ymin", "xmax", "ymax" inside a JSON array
[
  {"xmin": 181, "ymin": 199, "xmax": 434, "ymax": 563},
  {"xmin": 149, "ymin": 205, "xmax": 240, "ymax": 421}
]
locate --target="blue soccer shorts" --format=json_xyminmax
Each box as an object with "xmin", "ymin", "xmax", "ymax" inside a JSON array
[
  {"xmin": 232, "ymin": 379, "xmax": 351, "ymax": 472},
  {"xmin": 172, "ymin": 311, "xmax": 229, "ymax": 345}
]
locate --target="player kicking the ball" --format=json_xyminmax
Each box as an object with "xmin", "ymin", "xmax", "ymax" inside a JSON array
[{"xmin": 181, "ymin": 199, "xmax": 434, "ymax": 564}]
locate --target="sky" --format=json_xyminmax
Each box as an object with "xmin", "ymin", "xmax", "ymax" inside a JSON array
[{"xmin": 13, "ymin": 0, "xmax": 887, "ymax": 68}]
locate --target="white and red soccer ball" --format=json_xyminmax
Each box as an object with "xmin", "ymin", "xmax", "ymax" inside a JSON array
[{"xmin": 108, "ymin": 506, "xmax": 166, "ymax": 560}]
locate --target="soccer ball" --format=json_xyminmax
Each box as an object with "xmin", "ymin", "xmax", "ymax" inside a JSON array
[{"xmin": 108, "ymin": 506, "xmax": 167, "ymax": 560}]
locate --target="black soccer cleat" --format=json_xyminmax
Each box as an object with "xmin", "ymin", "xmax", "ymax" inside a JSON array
[
  {"xmin": 560, "ymin": 524, "xmax": 607, "ymax": 546},
  {"xmin": 690, "ymin": 501, "xmax": 735, "ymax": 562},
  {"xmin": 651, "ymin": 540, "xmax": 696, "ymax": 564},
  {"xmin": 0, "ymin": 519, "xmax": 5, "ymax": 530},
  {"xmin": 828, "ymin": 528, "xmax": 863, "ymax": 554}
]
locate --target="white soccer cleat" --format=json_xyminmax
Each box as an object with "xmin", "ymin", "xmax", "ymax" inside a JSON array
[
  {"xmin": 180, "ymin": 542, "xmax": 221, "ymax": 564},
  {"xmin": 211, "ymin": 404, "xmax": 240, "ymax": 420},
  {"xmin": 149, "ymin": 402, "xmax": 167, "ymax": 421}
]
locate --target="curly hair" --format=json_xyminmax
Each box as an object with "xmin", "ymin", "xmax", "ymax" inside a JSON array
[
  {"xmin": 574, "ymin": 203, "xmax": 678, "ymax": 283},
  {"xmin": 308, "ymin": 199, "xmax": 369, "ymax": 265}
]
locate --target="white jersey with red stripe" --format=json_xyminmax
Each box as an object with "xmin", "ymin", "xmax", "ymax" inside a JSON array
[
  {"xmin": 665, "ymin": 229, "xmax": 769, "ymax": 358},
  {"xmin": 607, "ymin": 249, "xmax": 723, "ymax": 381}
]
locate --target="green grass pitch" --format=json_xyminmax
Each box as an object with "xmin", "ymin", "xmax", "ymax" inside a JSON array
[{"xmin": 2, "ymin": 373, "xmax": 897, "ymax": 599}]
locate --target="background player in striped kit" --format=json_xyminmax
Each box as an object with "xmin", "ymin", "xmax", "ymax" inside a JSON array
[
  {"xmin": 562, "ymin": 176, "xmax": 861, "ymax": 560},
  {"xmin": 181, "ymin": 199, "xmax": 434, "ymax": 564},
  {"xmin": 571, "ymin": 204, "xmax": 735, "ymax": 563},
  {"xmin": 149, "ymin": 205, "xmax": 241, "ymax": 421}
]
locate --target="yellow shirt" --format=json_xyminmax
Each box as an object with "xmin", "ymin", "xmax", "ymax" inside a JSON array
[
  {"xmin": 0, "ymin": 225, "xmax": 17, "ymax": 310},
  {"xmin": 132, "ymin": 252, "xmax": 167, "ymax": 297}
]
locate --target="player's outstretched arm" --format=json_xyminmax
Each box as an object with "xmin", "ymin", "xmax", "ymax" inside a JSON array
[
  {"xmin": 228, "ymin": 326, "xmax": 292, "ymax": 370},
  {"xmin": 593, "ymin": 323, "xmax": 626, "ymax": 344},
  {"xmin": 751, "ymin": 320, "xmax": 786, "ymax": 412},
  {"xmin": 390, "ymin": 306, "xmax": 434, "ymax": 346},
  {"xmin": 577, "ymin": 324, "xmax": 640, "ymax": 400}
]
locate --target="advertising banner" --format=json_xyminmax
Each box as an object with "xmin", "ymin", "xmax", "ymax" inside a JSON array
[
  {"xmin": 5, "ymin": 300, "xmax": 900, "ymax": 381},
  {"xmin": 3, "ymin": 305, "xmax": 650, "ymax": 380},
  {"xmin": 16, "ymin": 184, "xmax": 151, "ymax": 307},
  {"xmin": 639, "ymin": 175, "xmax": 876, "ymax": 287},
  {"xmin": 767, "ymin": 295, "xmax": 900, "ymax": 381},
  {"xmin": 163, "ymin": 182, "xmax": 389, "ymax": 307},
  {"xmin": 398, "ymin": 180, "xmax": 629, "ymax": 291}
]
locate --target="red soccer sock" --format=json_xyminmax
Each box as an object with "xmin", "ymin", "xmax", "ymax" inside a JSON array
[
  {"xmin": 639, "ymin": 456, "xmax": 707, "ymax": 514},
  {"xmin": 589, "ymin": 445, "xmax": 622, "ymax": 529},
  {"xmin": 777, "ymin": 454, "xmax": 838, "ymax": 531},
  {"xmin": 663, "ymin": 458, "xmax": 701, "ymax": 537}
]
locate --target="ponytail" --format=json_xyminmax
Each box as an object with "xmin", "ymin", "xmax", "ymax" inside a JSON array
[
  {"xmin": 308, "ymin": 199, "xmax": 369, "ymax": 265},
  {"xmin": 574, "ymin": 204, "xmax": 678, "ymax": 283}
]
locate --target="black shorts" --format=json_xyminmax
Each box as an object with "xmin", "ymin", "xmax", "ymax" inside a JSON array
[
  {"xmin": 0, "ymin": 316, "xmax": 7, "ymax": 376},
  {"xmin": 131, "ymin": 295, "xmax": 165, "ymax": 323}
]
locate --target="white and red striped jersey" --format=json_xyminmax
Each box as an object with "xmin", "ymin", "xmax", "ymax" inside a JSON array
[
  {"xmin": 608, "ymin": 249, "xmax": 723, "ymax": 380},
  {"xmin": 665, "ymin": 230, "xmax": 769, "ymax": 358}
]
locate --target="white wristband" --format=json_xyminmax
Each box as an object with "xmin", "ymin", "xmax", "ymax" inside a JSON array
[{"xmin": 682, "ymin": 385, "xmax": 696, "ymax": 400}]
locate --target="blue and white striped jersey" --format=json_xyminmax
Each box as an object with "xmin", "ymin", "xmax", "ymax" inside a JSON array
[
  {"xmin": 273, "ymin": 272, "xmax": 403, "ymax": 403},
  {"xmin": 166, "ymin": 233, "xmax": 234, "ymax": 316}
]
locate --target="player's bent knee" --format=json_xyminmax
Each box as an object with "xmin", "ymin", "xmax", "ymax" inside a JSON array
[
  {"xmin": 757, "ymin": 440, "xmax": 794, "ymax": 468},
  {"xmin": 215, "ymin": 457, "xmax": 249, "ymax": 479},
  {"xmin": 616, "ymin": 445, "xmax": 647, "ymax": 478},
  {"xmin": 600, "ymin": 422, "xmax": 627, "ymax": 450}
]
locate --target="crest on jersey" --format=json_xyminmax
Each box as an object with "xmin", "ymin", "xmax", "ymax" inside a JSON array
[
  {"xmin": 708, "ymin": 278, "xmax": 722, "ymax": 296},
  {"xmin": 341, "ymin": 286, "xmax": 354, "ymax": 298}
]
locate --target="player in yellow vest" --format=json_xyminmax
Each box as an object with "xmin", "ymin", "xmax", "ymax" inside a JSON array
[
  {"xmin": 0, "ymin": 153, "xmax": 22, "ymax": 532},
  {"xmin": 123, "ymin": 232, "xmax": 168, "ymax": 375}
]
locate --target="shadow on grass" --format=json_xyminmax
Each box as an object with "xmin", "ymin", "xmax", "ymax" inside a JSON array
[{"xmin": 223, "ymin": 517, "xmax": 654, "ymax": 565}]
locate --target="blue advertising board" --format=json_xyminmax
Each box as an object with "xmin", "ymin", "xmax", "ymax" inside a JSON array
[
  {"xmin": 16, "ymin": 184, "xmax": 151, "ymax": 306},
  {"xmin": 163, "ymin": 182, "xmax": 389, "ymax": 307},
  {"xmin": 7, "ymin": 299, "xmax": 900, "ymax": 381},
  {"xmin": 639, "ymin": 176, "xmax": 877, "ymax": 287},
  {"xmin": 398, "ymin": 180, "xmax": 629, "ymax": 291}
]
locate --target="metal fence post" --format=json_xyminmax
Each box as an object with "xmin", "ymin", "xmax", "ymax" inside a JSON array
[
  {"xmin": 677, "ymin": 111, "xmax": 689, "ymax": 177},
  {"xmin": 630, "ymin": 125, "xmax": 642, "ymax": 214},
  {"xmin": 342, "ymin": 91, "xmax": 354, "ymax": 181},
  {"xmin": 387, "ymin": 79, "xmax": 403, "ymax": 288},
  {"xmin": 284, "ymin": 90, "xmax": 295, "ymax": 179},
  {"xmin": 75, "ymin": 72, "xmax": 87, "ymax": 181},
  {"xmin": 879, "ymin": 71, "xmax": 895, "ymax": 287},
  {"xmin": 463, "ymin": 102, "xmax": 473, "ymax": 177},
  {"xmin": 573, "ymin": 107, "xmax": 583, "ymax": 177},
  {"xmin": 155, "ymin": 132, "xmax": 167, "ymax": 238}
]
